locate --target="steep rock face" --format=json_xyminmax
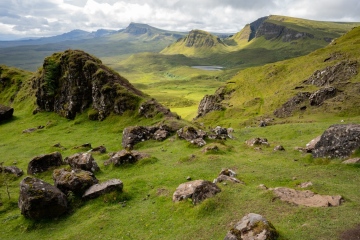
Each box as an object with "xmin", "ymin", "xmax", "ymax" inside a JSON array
[
  {"xmin": 273, "ymin": 92, "xmax": 311, "ymax": 118},
  {"xmin": 182, "ymin": 30, "xmax": 224, "ymax": 48},
  {"xmin": 256, "ymin": 21, "xmax": 314, "ymax": 42},
  {"xmin": 33, "ymin": 49, "xmax": 147, "ymax": 120},
  {"xmin": 196, "ymin": 87, "xmax": 230, "ymax": 118}
]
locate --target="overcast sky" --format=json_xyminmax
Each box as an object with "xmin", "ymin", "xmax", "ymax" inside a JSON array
[{"xmin": 1, "ymin": 0, "xmax": 360, "ymax": 40}]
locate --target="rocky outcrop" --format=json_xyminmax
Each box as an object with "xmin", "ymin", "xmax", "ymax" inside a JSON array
[
  {"xmin": 104, "ymin": 150, "xmax": 150, "ymax": 166},
  {"xmin": 122, "ymin": 124, "xmax": 173, "ymax": 149},
  {"xmin": 246, "ymin": 138, "xmax": 270, "ymax": 147},
  {"xmin": 32, "ymin": 49, "xmax": 173, "ymax": 121},
  {"xmin": 27, "ymin": 152, "xmax": 64, "ymax": 175},
  {"xmin": 224, "ymin": 213, "xmax": 279, "ymax": 240},
  {"xmin": 82, "ymin": 179, "xmax": 123, "ymax": 200},
  {"xmin": 309, "ymin": 87, "xmax": 337, "ymax": 106},
  {"xmin": 312, "ymin": 124, "xmax": 360, "ymax": 158},
  {"xmin": 196, "ymin": 87, "xmax": 228, "ymax": 118},
  {"xmin": 172, "ymin": 180, "xmax": 221, "ymax": 205},
  {"xmin": 0, "ymin": 104, "xmax": 14, "ymax": 122},
  {"xmin": 65, "ymin": 152, "xmax": 100, "ymax": 173},
  {"xmin": 53, "ymin": 168, "xmax": 98, "ymax": 195},
  {"xmin": 182, "ymin": 30, "xmax": 225, "ymax": 48},
  {"xmin": 256, "ymin": 21, "xmax": 314, "ymax": 42},
  {"xmin": 273, "ymin": 92, "xmax": 311, "ymax": 118},
  {"xmin": 273, "ymin": 187, "xmax": 343, "ymax": 207},
  {"xmin": 304, "ymin": 61, "xmax": 358, "ymax": 87},
  {"xmin": 139, "ymin": 99, "xmax": 178, "ymax": 119},
  {"xmin": 18, "ymin": 177, "xmax": 68, "ymax": 219}
]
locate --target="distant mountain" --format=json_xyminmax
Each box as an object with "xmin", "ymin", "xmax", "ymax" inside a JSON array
[{"xmin": 161, "ymin": 30, "xmax": 229, "ymax": 57}]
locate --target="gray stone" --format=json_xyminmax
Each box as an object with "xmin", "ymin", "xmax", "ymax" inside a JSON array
[
  {"xmin": 92, "ymin": 145, "xmax": 106, "ymax": 153},
  {"xmin": 27, "ymin": 152, "xmax": 64, "ymax": 175},
  {"xmin": 53, "ymin": 168, "xmax": 98, "ymax": 195},
  {"xmin": 173, "ymin": 180, "xmax": 221, "ymax": 205},
  {"xmin": 246, "ymin": 138, "xmax": 269, "ymax": 147},
  {"xmin": 0, "ymin": 104, "xmax": 14, "ymax": 122},
  {"xmin": 104, "ymin": 150, "xmax": 149, "ymax": 166},
  {"xmin": 82, "ymin": 179, "xmax": 123, "ymax": 200},
  {"xmin": 2, "ymin": 166, "xmax": 23, "ymax": 177},
  {"xmin": 224, "ymin": 213, "xmax": 279, "ymax": 240},
  {"xmin": 305, "ymin": 135, "xmax": 321, "ymax": 153},
  {"xmin": 309, "ymin": 87, "xmax": 337, "ymax": 106},
  {"xmin": 342, "ymin": 158, "xmax": 360, "ymax": 164},
  {"xmin": 273, "ymin": 145, "xmax": 285, "ymax": 151},
  {"xmin": 312, "ymin": 124, "xmax": 360, "ymax": 158},
  {"xmin": 18, "ymin": 177, "xmax": 68, "ymax": 219},
  {"xmin": 65, "ymin": 152, "xmax": 100, "ymax": 173}
]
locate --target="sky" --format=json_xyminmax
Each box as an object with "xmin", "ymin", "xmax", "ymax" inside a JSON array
[{"xmin": 0, "ymin": 0, "xmax": 360, "ymax": 40}]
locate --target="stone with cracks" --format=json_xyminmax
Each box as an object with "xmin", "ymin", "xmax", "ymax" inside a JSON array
[
  {"xmin": 53, "ymin": 168, "xmax": 98, "ymax": 195},
  {"xmin": 177, "ymin": 126, "xmax": 207, "ymax": 147},
  {"xmin": 224, "ymin": 213, "xmax": 279, "ymax": 240},
  {"xmin": 104, "ymin": 150, "xmax": 150, "ymax": 166},
  {"xmin": 65, "ymin": 152, "xmax": 100, "ymax": 173},
  {"xmin": 305, "ymin": 135, "xmax": 321, "ymax": 153},
  {"xmin": 27, "ymin": 152, "xmax": 64, "ymax": 175},
  {"xmin": 173, "ymin": 180, "xmax": 221, "ymax": 205},
  {"xmin": 312, "ymin": 124, "xmax": 360, "ymax": 158},
  {"xmin": 82, "ymin": 179, "xmax": 123, "ymax": 200},
  {"xmin": 18, "ymin": 177, "xmax": 68, "ymax": 220},
  {"xmin": 309, "ymin": 87, "xmax": 337, "ymax": 106},
  {"xmin": 273, "ymin": 187, "xmax": 343, "ymax": 207}
]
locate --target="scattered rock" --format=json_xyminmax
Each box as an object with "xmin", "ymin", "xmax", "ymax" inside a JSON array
[
  {"xmin": 312, "ymin": 124, "xmax": 360, "ymax": 158},
  {"xmin": 0, "ymin": 104, "xmax": 14, "ymax": 122},
  {"xmin": 309, "ymin": 87, "xmax": 337, "ymax": 106},
  {"xmin": 177, "ymin": 126, "xmax": 207, "ymax": 147},
  {"xmin": 27, "ymin": 152, "xmax": 64, "ymax": 175},
  {"xmin": 138, "ymin": 99, "xmax": 178, "ymax": 119},
  {"xmin": 202, "ymin": 144, "xmax": 219, "ymax": 153},
  {"xmin": 246, "ymin": 138, "xmax": 269, "ymax": 147},
  {"xmin": 82, "ymin": 179, "xmax": 123, "ymax": 200},
  {"xmin": 273, "ymin": 187, "xmax": 343, "ymax": 207},
  {"xmin": 73, "ymin": 143, "xmax": 92, "ymax": 149},
  {"xmin": 92, "ymin": 145, "xmax": 106, "ymax": 153},
  {"xmin": 18, "ymin": 177, "xmax": 68, "ymax": 219},
  {"xmin": 22, "ymin": 128, "xmax": 37, "ymax": 133},
  {"xmin": 342, "ymin": 158, "xmax": 360, "ymax": 164},
  {"xmin": 208, "ymin": 126, "xmax": 233, "ymax": 140},
  {"xmin": 53, "ymin": 168, "xmax": 98, "ymax": 195},
  {"xmin": 259, "ymin": 121, "xmax": 267, "ymax": 127},
  {"xmin": 258, "ymin": 184, "xmax": 268, "ymax": 190},
  {"xmin": 1, "ymin": 166, "xmax": 24, "ymax": 177},
  {"xmin": 190, "ymin": 138, "xmax": 207, "ymax": 147},
  {"xmin": 65, "ymin": 152, "xmax": 100, "ymax": 173},
  {"xmin": 172, "ymin": 180, "xmax": 221, "ymax": 205},
  {"xmin": 298, "ymin": 182, "xmax": 313, "ymax": 188},
  {"xmin": 273, "ymin": 145, "xmax": 285, "ymax": 151},
  {"xmin": 186, "ymin": 176, "xmax": 192, "ymax": 181},
  {"xmin": 224, "ymin": 213, "xmax": 279, "ymax": 240},
  {"xmin": 214, "ymin": 169, "xmax": 244, "ymax": 184},
  {"xmin": 104, "ymin": 150, "xmax": 150, "ymax": 166}
]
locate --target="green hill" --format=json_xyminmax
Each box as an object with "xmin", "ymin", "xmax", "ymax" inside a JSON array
[{"xmin": 195, "ymin": 26, "xmax": 360, "ymax": 126}]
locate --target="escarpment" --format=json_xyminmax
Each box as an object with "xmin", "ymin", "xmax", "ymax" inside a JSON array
[{"xmin": 33, "ymin": 49, "xmax": 173, "ymax": 120}]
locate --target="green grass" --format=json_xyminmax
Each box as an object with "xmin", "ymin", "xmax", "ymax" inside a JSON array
[{"xmin": 1, "ymin": 107, "xmax": 360, "ymax": 239}]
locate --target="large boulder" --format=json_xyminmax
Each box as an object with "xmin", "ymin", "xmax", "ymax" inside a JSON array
[
  {"xmin": 312, "ymin": 124, "xmax": 360, "ymax": 158},
  {"xmin": 82, "ymin": 179, "xmax": 123, "ymax": 200},
  {"xmin": 27, "ymin": 152, "xmax": 64, "ymax": 175},
  {"xmin": 224, "ymin": 213, "xmax": 279, "ymax": 240},
  {"xmin": 53, "ymin": 168, "xmax": 98, "ymax": 195},
  {"xmin": 0, "ymin": 166, "xmax": 24, "ymax": 177},
  {"xmin": 172, "ymin": 180, "xmax": 221, "ymax": 205},
  {"xmin": 65, "ymin": 152, "xmax": 100, "ymax": 173},
  {"xmin": 18, "ymin": 177, "xmax": 68, "ymax": 219},
  {"xmin": 0, "ymin": 104, "xmax": 14, "ymax": 122},
  {"xmin": 196, "ymin": 87, "xmax": 231, "ymax": 118},
  {"xmin": 104, "ymin": 150, "xmax": 150, "ymax": 166},
  {"xmin": 273, "ymin": 187, "xmax": 343, "ymax": 207}
]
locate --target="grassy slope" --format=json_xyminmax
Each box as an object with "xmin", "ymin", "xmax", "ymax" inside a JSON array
[{"xmin": 197, "ymin": 26, "xmax": 360, "ymax": 127}]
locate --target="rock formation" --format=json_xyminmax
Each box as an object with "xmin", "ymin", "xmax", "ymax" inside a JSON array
[
  {"xmin": 82, "ymin": 179, "xmax": 123, "ymax": 200},
  {"xmin": 104, "ymin": 150, "xmax": 150, "ymax": 166},
  {"xmin": 65, "ymin": 152, "xmax": 100, "ymax": 173},
  {"xmin": 0, "ymin": 104, "xmax": 14, "ymax": 122}
]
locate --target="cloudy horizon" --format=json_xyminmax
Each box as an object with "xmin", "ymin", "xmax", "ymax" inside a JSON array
[{"xmin": 0, "ymin": 0, "xmax": 359, "ymax": 40}]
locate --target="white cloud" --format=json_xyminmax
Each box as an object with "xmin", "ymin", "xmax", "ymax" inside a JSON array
[{"xmin": 0, "ymin": 0, "xmax": 359, "ymax": 40}]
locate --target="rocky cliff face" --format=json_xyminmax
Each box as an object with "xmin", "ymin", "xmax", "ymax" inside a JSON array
[
  {"xmin": 33, "ymin": 49, "xmax": 173, "ymax": 120},
  {"xmin": 182, "ymin": 30, "xmax": 225, "ymax": 48}
]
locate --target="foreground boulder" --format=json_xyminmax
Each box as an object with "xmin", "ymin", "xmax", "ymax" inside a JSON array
[
  {"xmin": 53, "ymin": 168, "xmax": 98, "ymax": 195},
  {"xmin": 18, "ymin": 177, "xmax": 68, "ymax": 219},
  {"xmin": 82, "ymin": 179, "xmax": 123, "ymax": 200},
  {"xmin": 27, "ymin": 152, "xmax": 64, "ymax": 175},
  {"xmin": 65, "ymin": 152, "xmax": 100, "ymax": 173},
  {"xmin": 173, "ymin": 180, "xmax": 221, "ymax": 205},
  {"xmin": 0, "ymin": 104, "xmax": 14, "ymax": 122},
  {"xmin": 312, "ymin": 124, "xmax": 360, "ymax": 158},
  {"xmin": 273, "ymin": 187, "xmax": 343, "ymax": 207},
  {"xmin": 224, "ymin": 213, "xmax": 279, "ymax": 240},
  {"xmin": 104, "ymin": 150, "xmax": 150, "ymax": 166}
]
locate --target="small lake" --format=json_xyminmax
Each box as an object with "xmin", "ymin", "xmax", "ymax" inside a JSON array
[{"xmin": 191, "ymin": 66, "xmax": 224, "ymax": 71}]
